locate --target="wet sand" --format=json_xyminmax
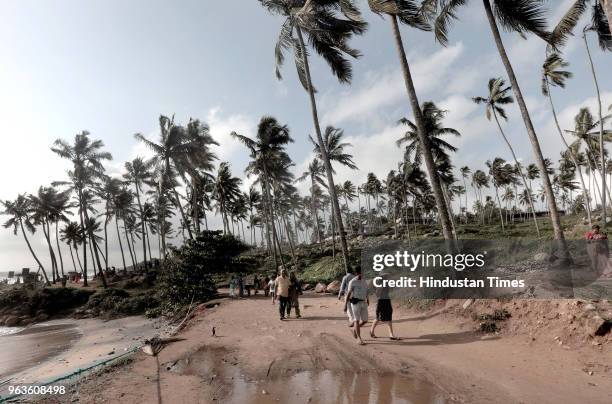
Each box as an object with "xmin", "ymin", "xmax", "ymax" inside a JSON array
[{"xmin": 0, "ymin": 323, "xmax": 81, "ymax": 380}]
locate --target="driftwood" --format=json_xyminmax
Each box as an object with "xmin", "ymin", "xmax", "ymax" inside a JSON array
[{"xmin": 141, "ymin": 337, "xmax": 185, "ymax": 356}]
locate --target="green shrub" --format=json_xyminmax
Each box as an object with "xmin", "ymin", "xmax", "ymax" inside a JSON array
[{"xmin": 157, "ymin": 230, "xmax": 248, "ymax": 305}]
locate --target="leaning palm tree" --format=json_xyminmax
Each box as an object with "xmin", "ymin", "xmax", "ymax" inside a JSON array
[
  {"xmin": 473, "ymin": 78, "xmax": 540, "ymax": 237},
  {"xmin": 1, "ymin": 195, "xmax": 51, "ymax": 285},
  {"xmin": 259, "ymin": 0, "xmax": 367, "ymax": 272},
  {"xmin": 541, "ymin": 52, "xmax": 593, "ymax": 226},
  {"xmin": 212, "ymin": 162, "xmax": 242, "ymax": 235},
  {"xmin": 368, "ymin": 0, "xmax": 455, "ymax": 241},
  {"xmin": 460, "ymin": 166, "xmax": 471, "ymax": 220},
  {"xmin": 437, "ymin": 0, "xmax": 565, "ymax": 247},
  {"xmin": 124, "ymin": 157, "xmax": 153, "ymax": 269},
  {"xmin": 51, "ymin": 131, "xmax": 112, "ymax": 287}
]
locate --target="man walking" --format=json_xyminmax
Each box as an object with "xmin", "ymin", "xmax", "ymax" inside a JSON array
[
  {"xmin": 344, "ymin": 268, "xmax": 368, "ymax": 345},
  {"xmin": 274, "ymin": 269, "xmax": 290, "ymax": 320},
  {"xmin": 338, "ymin": 269, "xmax": 355, "ymax": 327}
]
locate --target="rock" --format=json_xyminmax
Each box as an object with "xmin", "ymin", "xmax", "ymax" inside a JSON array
[
  {"xmin": 314, "ymin": 283, "xmax": 327, "ymax": 293},
  {"xmin": 585, "ymin": 315, "xmax": 607, "ymax": 336},
  {"xmin": 326, "ymin": 280, "xmax": 341, "ymax": 294},
  {"xmin": 18, "ymin": 316, "xmax": 33, "ymax": 326},
  {"xmin": 4, "ymin": 315, "xmax": 20, "ymax": 327},
  {"xmin": 35, "ymin": 313, "xmax": 49, "ymax": 322},
  {"xmin": 462, "ymin": 299, "xmax": 474, "ymax": 310},
  {"xmin": 302, "ymin": 283, "xmax": 312, "ymax": 291},
  {"xmin": 533, "ymin": 252, "xmax": 550, "ymax": 262},
  {"xmin": 584, "ymin": 304, "xmax": 597, "ymax": 312}
]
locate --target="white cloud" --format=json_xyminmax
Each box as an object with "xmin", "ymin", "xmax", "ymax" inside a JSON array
[{"xmin": 322, "ymin": 43, "xmax": 465, "ymax": 126}]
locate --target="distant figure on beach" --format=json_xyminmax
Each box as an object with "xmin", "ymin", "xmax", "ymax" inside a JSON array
[
  {"xmin": 268, "ymin": 275, "xmax": 276, "ymax": 304},
  {"xmin": 585, "ymin": 224, "xmax": 610, "ymax": 276},
  {"xmin": 253, "ymin": 274, "xmax": 259, "ymax": 295},
  {"xmin": 338, "ymin": 269, "xmax": 355, "ymax": 327},
  {"xmin": 229, "ymin": 275, "xmax": 237, "ymax": 298},
  {"xmin": 263, "ymin": 276, "xmax": 270, "ymax": 297},
  {"xmin": 238, "ymin": 274, "xmax": 244, "ymax": 298},
  {"xmin": 274, "ymin": 269, "xmax": 290, "ymax": 320},
  {"xmin": 370, "ymin": 272, "xmax": 398, "ymax": 340},
  {"xmin": 287, "ymin": 272, "xmax": 303, "ymax": 318},
  {"xmin": 344, "ymin": 268, "xmax": 368, "ymax": 345}
]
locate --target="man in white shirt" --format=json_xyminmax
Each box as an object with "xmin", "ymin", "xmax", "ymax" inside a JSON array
[
  {"xmin": 343, "ymin": 269, "xmax": 369, "ymax": 345},
  {"xmin": 338, "ymin": 270, "xmax": 355, "ymax": 326}
]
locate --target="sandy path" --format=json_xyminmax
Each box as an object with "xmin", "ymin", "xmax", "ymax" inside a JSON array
[{"xmin": 63, "ymin": 293, "xmax": 611, "ymax": 404}]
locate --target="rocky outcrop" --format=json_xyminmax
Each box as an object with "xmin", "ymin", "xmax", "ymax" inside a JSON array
[{"xmin": 326, "ymin": 280, "xmax": 341, "ymax": 294}]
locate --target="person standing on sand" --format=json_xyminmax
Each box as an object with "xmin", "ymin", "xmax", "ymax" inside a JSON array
[
  {"xmin": 338, "ymin": 269, "xmax": 355, "ymax": 327},
  {"xmin": 287, "ymin": 272, "xmax": 303, "ymax": 318},
  {"xmin": 268, "ymin": 275, "xmax": 276, "ymax": 304},
  {"xmin": 264, "ymin": 276, "xmax": 270, "ymax": 297},
  {"xmin": 370, "ymin": 272, "xmax": 398, "ymax": 340},
  {"xmin": 253, "ymin": 274, "xmax": 259, "ymax": 295},
  {"xmin": 229, "ymin": 275, "xmax": 236, "ymax": 298},
  {"xmin": 344, "ymin": 268, "xmax": 369, "ymax": 345},
  {"xmin": 585, "ymin": 224, "xmax": 610, "ymax": 276},
  {"xmin": 274, "ymin": 269, "xmax": 290, "ymax": 320},
  {"xmin": 238, "ymin": 274, "xmax": 244, "ymax": 298}
]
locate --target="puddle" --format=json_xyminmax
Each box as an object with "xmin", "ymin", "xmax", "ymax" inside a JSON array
[
  {"xmin": 167, "ymin": 347, "xmax": 447, "ymax": 403},
  {"xmin": 0, "ymin": 323, "xmax": 81, "ymax": 379}
]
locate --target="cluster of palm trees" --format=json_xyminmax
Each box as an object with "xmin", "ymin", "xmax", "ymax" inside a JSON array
[{"xmin": 2, "ymin": 1, "xmax": 612, "ymax": 284}]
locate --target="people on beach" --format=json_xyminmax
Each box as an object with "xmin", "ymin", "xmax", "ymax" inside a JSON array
[
  {"xmin": 370, "ymin": 272, "xmax": 398, "ymax": 340},
  {"xmin": 338, "ymin": 269, "xmax": 355, "ymax": 327},
  {"xmin": 344, "ymin": 268, "xmax": 368, "ymax": 345},
  {"xmin": 253, "ymin": 274, "xmax": 259, "ymax": 295},
  {"xmin": 238, "ymin": 274, "xmax": 244, "ymax": 298},
  {"xmin": 287, "ymin": 271, "xmax": 302, "ymax": 319},
  {"xmin": 229, "ymin": 275, "xmax": 237, "ymax": 298},
  {"xmin": 263, "ymin": 276, "xmax": 270, "ymax": 297},
  {"xmin": 274, "ymin": 269, "xmax": 290, "ymax": 320},
  {"xmin": 268, "ymin": 275, "xmax": 276, "ymax": 304},
  {"xmin": 585, "ymin": 224, "xmax": 611, "ymax": 277}
]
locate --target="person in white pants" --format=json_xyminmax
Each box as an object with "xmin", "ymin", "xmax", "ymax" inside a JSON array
[{"xmin": 338, "ymin": 270, "xmax": 355, "ymax": 326}]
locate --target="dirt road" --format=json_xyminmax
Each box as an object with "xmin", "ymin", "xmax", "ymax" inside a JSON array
[{"xmin": 67, "ymin": 293, "xmax": 611, "ymax": 404}]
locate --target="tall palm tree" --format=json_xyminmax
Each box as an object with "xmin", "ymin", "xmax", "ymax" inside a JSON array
[
  {"xmin": 460, "ymin": 166, "xmax": 471, "ymax": 220},
  {"xmin": 213, "ymin": 162, "xmax": 242, "ymax": 235},
  {"xmin": 1, "ymin": 195, "xmax": 51, "ymax": 285},
  {"xmin": 340, "ymin": 180, "xmax": 357, "ymax": 235},
  {"xmin": 437, "ymin": 0, "xmax": 566, "ymax": 247},
  {"xmin": 51, "ymin": 131, "xmax": 111, "ymax": 287},
  {"xmin": 298, "ymin": 159, "xmax": 327, "ymax": 245},
  {"xmin": 260, "ymin": 0, "xmax": 367, "ymax": 272},
  {"xmin": 487, "ymin": 158, "xmax": 514, "ymax": 232},
  {"xmin": 473, "ymin": 78, "xmax": 540, "ymax": 236},
  {"xmin": 124, "ymin": 157, "xmax": 153, "ymax": 269},
  {"xmin": 368, "ymin": 0, "xmax": 455, "ymax": 241},
  {"xmin": 541, "ymin": 52, "xmax": 593, "ymax": 225},
  {"xmin": 60, "ymin": 221, "xmax": 83, "ymax": 274}
]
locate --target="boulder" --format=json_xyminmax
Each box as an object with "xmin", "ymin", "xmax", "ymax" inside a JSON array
[
  {"xmin": 533, "ymin": 252, "xmax": 550, "ymax": 262},
  {"xmin": 314, "ymin": 283, "xmax": 327, "ymax": 293},
  {"xmin": 585, "ymin": 315, "xmax": 608, "ymax": 336},
  {"xmin": 4, "ymin": 315, "xmax": 20, "ymax": 327},
  {"xmin": 326, "ymin": 280, "xmax": 341, "ymax": 294},
  {"xmin": 35, "ymin": 313, "xmax": 49, "ymax": 322},
  {"xmin": 302, "ymin": 283, "xmax": 312, "ymax": 291}
]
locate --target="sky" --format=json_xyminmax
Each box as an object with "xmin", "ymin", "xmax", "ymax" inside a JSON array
[{"xmin": 0, "ymin": 0, "xmax": 610, "ymax": 272}]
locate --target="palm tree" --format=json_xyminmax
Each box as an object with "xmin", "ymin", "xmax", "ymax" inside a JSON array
[
  {"xmin": 487, "ymin": 158, "xmax": 514, "ymax": 232},
  {"xmin": 368, "ymin": 0, "xmax": 454, "ymax": 241},
  {"xmin": 472, "ymin": 170, "xmax": 490, "ymax": 224},
  {"xmin": 1, "ymin": 195, "xmax": 51, "ymax": 285},
  {"xmin": 437, "ymin": 0, "xmax": 566, "ymax": 247},
  {"xmin": 213, "ymin": 162, "xmax": 242, "ymax": 235},
  {"xmin": 60, "ymin": 221, "xmax": 83, "ymax": 274},
  {"xmin": 473, "ymin": 78, "xmax": 540, "ymax": 236},
  {"xmin": 124, "ymin": 157, "xmax": 153, "ymax": 269},
  {"xmin": 260, "ymin": 0, "xmax": 367, "ymax": 272},
  {"xmin": 541, "ymin": 52, "xmax": 593, "ymax": 225},
  {"xmin": 51, "ymin": 131, "xmax": 112, "ymax": 287},
  {"xmin": 460, "ymin": 166, "xmax": 471, "ymax": 220},
  {"xmin": 298, "ymin": 159, "xmax": 327, "ymax": 245},
  {"xmin": 340, "ymin": 180, "xmax": 357, "ymax": 235}
]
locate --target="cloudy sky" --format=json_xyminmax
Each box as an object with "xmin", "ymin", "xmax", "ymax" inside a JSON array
[{"xmin": 0, "ymin": 0, "xmax": 610, "ymax": 272}]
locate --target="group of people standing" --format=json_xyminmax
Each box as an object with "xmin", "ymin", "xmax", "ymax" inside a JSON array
[
  {"xmin": 272, "ymin": 269, "xmax": 302, "ymax": 320},
  {"xmin": 229, "ymin": 273, "xmax": 267, "ymax": 298},
  {"xmin": 339, "ymin": 268, "xmax": 397, "ymax": 345}
]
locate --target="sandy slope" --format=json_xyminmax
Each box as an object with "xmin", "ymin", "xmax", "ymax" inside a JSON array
[{"xmin": 49, "ymin": 293, "xmax": 612, "ymax": 404}]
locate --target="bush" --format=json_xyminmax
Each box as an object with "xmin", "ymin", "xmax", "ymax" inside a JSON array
[
  {"xmin": 83, "ymin": 288, "xmax": 160, "ymax": 317},
  {"xmin": 157, "ymin": 230, "xmax": 248, "ymax": 305}
]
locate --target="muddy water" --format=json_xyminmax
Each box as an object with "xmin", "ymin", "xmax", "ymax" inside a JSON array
[
  {"xmin": 0, "ymin": 323, "xmax": 81, "ymax": 380},
  {"xmin": 168, "ymin": 347, "xmax": 446, "ymax": 403}
]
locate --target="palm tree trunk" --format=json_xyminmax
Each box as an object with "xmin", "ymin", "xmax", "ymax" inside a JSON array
[
  {"xmin": 493, "ymin": 111, "xmax": 541, "ymax": 236},
  {"xmin": 441, "ymin": 184, "xmax": 458, "ymax": 239},
  {"xmin": 135, "ymin": 182, "xmax": 148, "ymax": 269},
  {"xmin": 74, "ymin": 244, "xmax": 83, "ymax": 273},
  {"xmin": 389, "ymin": 15, "xmax": 454, "ymax": 242},
  {"xmin": 546, "ymin": 79, "xmax": 592, "ymax": 226},
  {"xmin": 483, "ymin": 0, "xmax": 565, "ymax": 251},
  {"xmin": 54, "ymin": 222, "xmax": 65, "ymax": 277},
  {"xmin": 172, "ymin": 188, "xmax": 193, "ymax": 239},
  {"xmin": 42, "ymin": 220, "xmax": 58, "ymax": 283},
  {"xmin": 77, "ymin": 189, "xmax": 88, "ymax": 286},
  {"xmin": 68, "ymin": 244, "xmax": 77, "ymax": 273},
  {"xmin": 262, "ymin": 176, "xmax": 281, "ymax": 268},
  {"xmin": 19, "ymin": 220, "xmax": 50, "ymax": 285},
  {"xmin": 123, "ymin": 221, "xmax": 137, "ymax": 270},
  {"xmin": 584, "ymin": 32, "xmax": 606, "ymax": 227},
  {"xmin": 295, "ymin": 25, "xmax": 349, "ymax": 273},
  {"xmin": 115, "ymin": 217, "xmax": 127, "ymax": 272}
]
